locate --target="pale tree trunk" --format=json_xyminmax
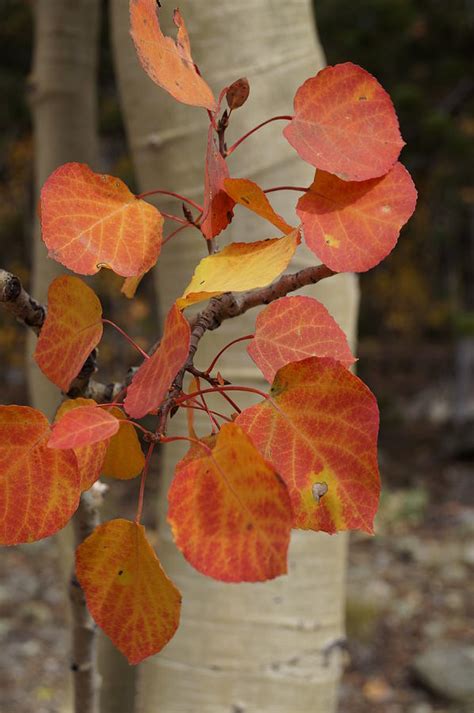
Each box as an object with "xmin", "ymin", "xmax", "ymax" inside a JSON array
[
  {"xmin": 28, "ymin": 0, "xmax": 100, "ymax": 418},
  {"xmin": 28, "ymin": 4, "xmax": 108, "ymax": 713},
  {"xmin": 111, "ymin": 2, "xmax": 358, "ymax": 711}
]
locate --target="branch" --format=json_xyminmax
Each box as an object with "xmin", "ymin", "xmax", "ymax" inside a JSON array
[
  {"xmin": 0, "ymin": 268, "xmax": 122, "ymax": 403},
  {"xmin": 0, "ymin": 269, "xmax": 45, "ymax": 334},
  {"xmin": 70, "ymin": 484, "xmax": 106, "ymax": 713},
  {"xmin": 155, "ymin": 263, "xmax": 335, "ymax": 433}
]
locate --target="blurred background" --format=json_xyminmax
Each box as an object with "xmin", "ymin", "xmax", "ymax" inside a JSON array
[{"xmin": 0, "ymin": 1, "xmax": 473, "ymax": 712}]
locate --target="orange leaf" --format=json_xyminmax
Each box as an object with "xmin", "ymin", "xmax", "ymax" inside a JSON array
[
  {"xmin": 121, "ymin": 273, "xmax": 145, "ymax": 299},
  {"xmin": 248, "ymin": 296, "xmax": 355, "ymax": 383},
  {"xmin": 41, "ymin": 163, "xmax": 163, "ymax": 277},
  {"xmin": 130, "ymin": 0, "xmax": 216, "ymax": 111},
  {"xmin": 34, "ymin": 276, "xmax": 103, "ymax": 392},
  {"xmin": 168, "ymin": 423, "xmax": 292, "ymax": 582},
  {"xmin": 55, "ymin": 399, "xmax": 108, "ymax": 491},
  {"xmin": 0, "ymin": 406, "xmax": 80, "ymax": 545},
  {"xmin": 102, "ymin": 408, "xmax": 145, "ymax": 480},
  {"xmin": 124, "ymin": 304, "xmax": 191, "ymax": 419},
  {"xmin": 283, "ymin": 63, "xmax": 405, "ymax": 181},
  {"xmin": 49, "ymin": 405, "xmax": 119, "ymax": 449},
  {"xmin": 177, "ymin": 229, "xmax": 300, "ymax": 309},
  {"xmin": 297, "ymin": 163, "xmax": 417, "ymax": 272},
  {"xmin": 76, "ymin": 519, "xmax": 181, "ymax": 664},
  {"xmin": 223, "ymin": 178, "xmax": 294, "ymax": 234},
  {"xmin": 236, "ymin": 357, "xmax": 380, "ymax": 534},
  {"xmin": 200, "ymin": 125, "xmax": 235, "ymax": 239}
]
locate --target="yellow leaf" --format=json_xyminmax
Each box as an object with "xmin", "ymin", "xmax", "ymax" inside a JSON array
[
  {"xmin": 177, "ymin": 229, "xmax": 300, "ymax": 309},
  {"xmin": 102, "ymin": 408, "xmax": 145, "ymax": 480}
]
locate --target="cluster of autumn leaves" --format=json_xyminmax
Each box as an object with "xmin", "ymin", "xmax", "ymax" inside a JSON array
[{"xmin": 0, "ymin": 0, "xmax": 417, "ymax": 663}]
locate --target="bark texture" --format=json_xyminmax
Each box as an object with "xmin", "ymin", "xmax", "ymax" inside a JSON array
[{"xmin": 111, "ymin": 1, "xmax": 359, "ymax": 711}]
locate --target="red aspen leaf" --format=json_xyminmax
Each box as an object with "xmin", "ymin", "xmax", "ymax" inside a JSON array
[
  {"xmin": 236, "ymin": 357, "xmax": 380, "ymax": 534},
  {"xmin": 124, "ymin": 304, "xmax": 191, "ymax": 419},
  {"xmin": 200, "ymin": 125, "xmax": 235, "ymax": 239},
  {"xmin": 49, "ymin": 405, "xmax": 119, "ymax": 450},
  {"xmin": 283, "ymin": 63, "xmax": 405, "ymax": 181},
  {"xmin": 168, "ymin": 423, "xmax": 292, "ymax": 582},
  {"xmin": 34, "ymin": 276, "xmax": 103, "ymax": 392},
  {"xmin": 177, "ymin": 229, "xmax": 301, "ymax": 309},
  {"xmin": 248, "ymin": 296, "xmax": 355, "ymax": 383},
  {"xmin": 223, "ymin": 178, "xmax": 294, "ymax": 234},
  {"xmin": 297, "ymin": 162, "xmax": 417, "ymax": 273},
  {"xmin": 55, "ymin": 399, "xmax": 108, "ymax": 491},
  {"xmin": 0, "ymin": 406, "xmax": 80, "ymax": 545},
  {"xmin": 130, "ymin": 0, "xmax": 216, "ymax": 111},
  {"xmin": 76, "ymin": 519, "xmax": 181, "ymax": 664},
  {"xmin": 41, "ymin": 163, "xmax": 163, "ymax": 277},
  {"xmin": 101, "ymin": 408, "xmax": 145, "ymax": 480}
]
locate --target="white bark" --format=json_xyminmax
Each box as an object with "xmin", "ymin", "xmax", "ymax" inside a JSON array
[
  {"xmin": 111, "ymin": 1, "xmax": 358, "ymax": 710},
  {"xmin": 28, "ymin": 0, "xmax": 100, "ymax": 419}
]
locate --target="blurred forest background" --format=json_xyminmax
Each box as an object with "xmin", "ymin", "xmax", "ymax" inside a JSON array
[{"xmin": 0, "ymin": 1, "xmax": 473, "ymax": 713}]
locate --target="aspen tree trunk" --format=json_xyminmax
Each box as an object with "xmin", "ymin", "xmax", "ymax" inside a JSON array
[
  {"xmin": 111, "ymin": 2, "xmax": 358, "ymax": 711},
  {"xmin": 27, "ymin": 6, "xmax": 135, "ymax": 713},
  {"xmin": 28, "ymin": 0, "xmax": 100, "ymax": 418}
]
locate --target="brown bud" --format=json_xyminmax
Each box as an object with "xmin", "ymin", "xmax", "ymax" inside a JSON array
[{"xmin": 226, "ymin": 78, "xmax": 250, "ymax": 110}]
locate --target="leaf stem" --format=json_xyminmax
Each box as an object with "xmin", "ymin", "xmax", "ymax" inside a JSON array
[
  {"xmin": 176, "ymin": 384, "xmax": 268, "ymax": 406},
  {"xmin": 135, "ymin": 442, "xmax": 155, "ymax": 525},
  {"xmin": 162, "ymin": 224, "xmax": 191, "ymax": 246},
  {"xmin": 205, "ymin": 334, "xmax": 254, "ymax": 375},
  {"xmin": 102, "ymin": 319, "xmax": 149, "ymax": 360},
  {"xmin": 160, "ymin": 434, "xmax": 213, "ymax": 456},
  {"xmin": 264, "ymin": 185, "xmax": 308, "ymax": 194},
  {"xmin": 136, "ymin": 189, "xmax": 203, "ymax": 213},
  {"xmin": 225, "ymin": 115, "xmax": 293, "ymax": 156},
  {"xmin": 160, "ymin": 211, "xmax": 191, "ymax": 226}
]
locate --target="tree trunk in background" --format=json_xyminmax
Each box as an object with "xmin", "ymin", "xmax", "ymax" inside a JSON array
[
  {"xmin": 111, "ymin": 2, "xmax": 358, "ymax": 711},
  {"xmin": 27, "ymin": 6, "xmax": 134, "ymax": 713},
  {"xmin": 28, "ymin": 0, "xmax": 100, "ymax": 418}
]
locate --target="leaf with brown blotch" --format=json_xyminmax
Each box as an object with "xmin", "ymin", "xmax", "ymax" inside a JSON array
[
  {"xmin": 297, "ymin": 162, "xmax": 417, "ymax": 273},
  {"xmin": 168, "ymin": 423, "xmax": 292, "ymax": 582},
  {"xmin": 223, "ymin": 178, "xmax": 294, "ymax": 234},
  {"xmin": 130, "ymin": 0, "xmax": 216, "ymax": 111},
  {"xmin": 283, "ymin": 63, "xmax": 405, "ymax": 181},
  {"xmin": 124, "ymin": 304, "xmax": 191, "ymax": 419},
  {"xmin": 177, "ymin": 229, "xmax": 300, "ymax": 310},
  {"xmin": 55, "ymin": 399, "xmax": 109, "ymax": 491},
  {"xmin": 34, "ymin": 276, "xmax": 103, "ymax": 392},
  {"xmin": 76, "ymin": 519, "xmax": 181, "ymax": 664},
  {"xmin": 248, "ymin": 296, "xmax": 355, "ymax": 383},
  {"xmin": 200, "ymin": 125, "xmax": 235, "ymax": 240},
  {"xmin": 236, "ymin": 357, "xmax": 380, "ymax": 534},
  {"xmin": 0, "ymin": 406, "xmax": 80, "ymax": 545},
  {"xmin": 41, "ymin": 163, "xmax": 163, "ymax": 277},
  {"xmin": 49, "ymin": 405, "xmax": 120, "ymax": 450},
  {"xmin": 101, "ymin": 407, "xmax": 145, "ymax": 480}
]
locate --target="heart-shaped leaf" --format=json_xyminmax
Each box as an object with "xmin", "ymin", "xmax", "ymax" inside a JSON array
[
  {"xmin": 41, "ymin": 163, "xmax": 163, "ymax": 277},
  {"xmin": 34, "ymin": 276, "xmax": 103, "ymax": 392},
  {"xmin": 237, "ymin": 357, "xmax": 380, "ymax": 534},
  {"xmin": 283, "ymin": 63, "xmax": 404, "ymax": 181},
  {"xmin": 168, "ymin": 423, "xmax": 292, "ymax": 582},
  {"xmin": 297, "ymin": 162, "xmax": 417, "ymax": 272},
  {"xmin": 248, "ymin": 295, "xmax": 355, "ymax": 383}
]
